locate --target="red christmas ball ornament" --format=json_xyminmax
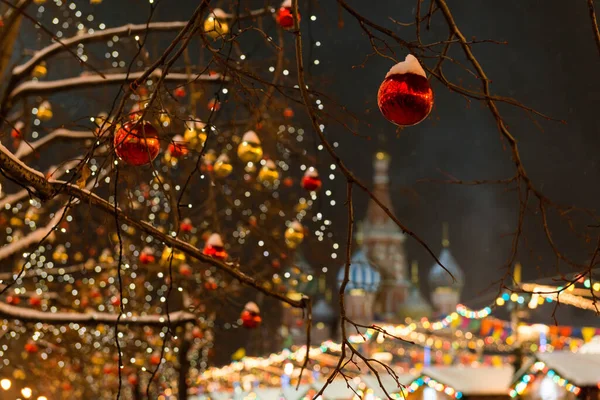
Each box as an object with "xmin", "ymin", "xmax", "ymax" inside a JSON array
[
  {"xmin": 192, "ymin": 327, "xmax": 204, "ymax": 339},
  {"xmin": 28, "ymin": 295, "xmax": 42, "ymax": 307},
  {"xmin": 114, "ymin": 121, "xmax": 160, "ymax": 166},
  {"xmin": 276, "ymin": 1, "xmax": 299, "ymax": 29},
  {"xmin": 179, "ymin": 263, "xmax": 193, "ymax": 277},
  {"xmin": 180, "ymin": 218, "xmax": 193, "ymax": 233},
  {"xmin": 173, "ymin": 87, "xmax": 186, "ymax": 98},
  {"xmin": 24, "ymin": 341, "xmax": 39, "ymax": 353},
  {"xmin": 208, "ymin": 98, "xmax": 221, "ymax": 112},
  {"xmin": 139, "ymin": 247, "xmax": 156, "ymax": 264},
  {"xmin": 128, "ymin": 374, "xmax": 139, "ymax": 386},
  {"xmin": 150, "ymin": 353, "xmax": 161, "ymax": 366},
  {"xmin": 301, "ymin": 167, "xmax": 322, "ymax": 191},
  {"xmin": 111, "ymin": 296, "xmax": 121, "ymax": 307},
  {"xmin": 90, "ymin": 288, "xmax": 102, "ymax": 299},
  {"xmin": 203, "ymin": 233, "xmax": 227, "ymax": 260},
  {"xmin": 168, "ymin": 135, "xmax": 189, "ymax": 158},
  {"xmin": 6, "ymin": 295, "xmax": 20, "ymax": 305},
  {"xmin": 377, "ymin": 54, "xmax": 433, "ymax": 127},
  {"xmin": 283, "ymin": 107, "xmax": 294, "ymax": 118},
  {"xmin": 240, "ymin": 301, "xmax": 261, "ymax": 329},
  {"xmin": 204, "ymin": 277, "xmax": 218, "ymax": 291}
]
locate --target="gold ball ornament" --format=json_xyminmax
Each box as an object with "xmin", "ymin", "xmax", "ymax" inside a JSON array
[
  {"xmin": 37, "ymin": 101, "xmax": 53, "ymax": 121},
  {"xmin": 204, "ymin": 9, "xmax": 229, "ymax": 39},
  {"xmin": 184, "ymin": 119, "xmax": 207, "ymax": 151},
  {"xmin": 284, "ymin": 220, "xmax": 304, "ymax": 249},
  {"xmin": 213, "ymin": 154, "xmax": 233, "ymax": 178},
  {"xmin": 237, "ymin": 130, "xmax": 263, "ymax": 164},
  {"xmin": 160, "ymin": 246, "xmax": 186, "ymax": 267},
  {"xmin": 258, "ymin": 159, "xmax": 279, "ymax": 184},
  {"xmin": 159, "ymin": 110, "xmax": 171, "ymax": 127},
  {"xmin": 32, "ymin": 62, "xmax": 47, "ymax": 78}
]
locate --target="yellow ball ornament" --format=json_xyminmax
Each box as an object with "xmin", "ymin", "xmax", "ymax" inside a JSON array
[
  {"xmin": 284, "ymin": 220, "xmax": 304, "ymax": 249},
  {"xmin": 214, "ymin": 154, "xmax": 233, "ymax": 178},
  {"xmin": 204, "ymin": 9, "xmax": 229, "ymax": 39},
  {"xmin": 37, "ymin": 101, "xmax": 53, "ymax": 121},
  {"xmin": 160, "ymin": 246, "xmax": 186, "ymax": 267},
  {"xmin": 32, "ymin": 62, "xmax": 47, "ymax": 78},
  {"xmin": 258, "ymin": 159, "xmax": 279, "ymax": 184},
  {"xmin": 237, "ymin": 130, "xmax": 263, "ymax": 164},
  {"xmin": 184, "ymin": 118, "xmax": 207, "ymax": 151}
]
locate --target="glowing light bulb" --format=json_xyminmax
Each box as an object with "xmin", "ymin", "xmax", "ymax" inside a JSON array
[
  {"xmin": 22, "ymin": 387, "xmax": 32, "ymax": 398},
  {"xmin": 0, "ymin": 379, "xmax": 11, "ymax": 390}
]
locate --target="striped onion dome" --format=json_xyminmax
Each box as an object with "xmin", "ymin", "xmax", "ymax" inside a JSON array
[
  {"xmin": 337, "ymin": 248, "xmax": 381, "ymax": 293},
  {"xmin": 428, "ymin": 248, "xmax": 464, "ymax": 290}
]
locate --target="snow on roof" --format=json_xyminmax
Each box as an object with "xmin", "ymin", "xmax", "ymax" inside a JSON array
[
  {"xmin": 421, "ymin": 366, "xmax": 514, "ymax": 395},
  {"xmin": 579, "ymin": 336, "xmax": 600, "ymax": 354},
  {"xmin": 385, "ymin": 54, "xmax": 426, "ymax": 79},
  {"xmin": 312, "ymin": 378, "xmax": 359, "ymax": 400},
  {"xmin": 536, "ymin": 351, "xmax": 600, "ymax": 386}
]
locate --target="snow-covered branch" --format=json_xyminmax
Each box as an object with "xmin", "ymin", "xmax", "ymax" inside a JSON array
[
  {"xmin": 8, "ymin": 69, "xmax": 228, "ymax": 102},
  {"xmin": 0, "ymin": 142, "xmax": 307, "ymax": 310},
  {"xmin": 14, "ymin": 129, "xmax": 96, "ymax": 160},
  {"xmin": 0, "ymin": 302, "xmax": 197, "ymax": 326},
  {"xmin": 12, "ymin": 8, "xmax": 273, "ymax": 79}
]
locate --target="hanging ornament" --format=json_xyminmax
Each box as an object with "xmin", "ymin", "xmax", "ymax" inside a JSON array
[
  {"xmin": 139, "ymin": 247, "xmax": 156, "ymax": 264},
  {"xmin": 237, "ymin": 130, "xmax": 263, "ymax": 164},
  {"xmin": 285, "ymin": 220, "xmax": 305, "ymax": 249},
  {"xmin": 204, "ymin": 9, "xmax": 229, "ymax": 39},
  {"xmin": 258, "ymin": 159, "xmax": 279, "ymax": 185},
  {"xmin": 28, "ymin": 296, "xmax": 42, "ymax": 307},
  {"xmin": 37, "ymin": 101, "xmax": 53, "ymax": 121},
  {"xmin": 173, "ymin": 87, "xmax": 186, "ymax": 98},
  {"xmin": 240, "ymin": 302, "xmax": 262, "ymax": 328},
  {"xmin": 160, "ymin": 246, "xmax": 186, "ymax": 266},
  {"xmin": 180, "ymin": 218, "xmax": 193, "ymax": 233},
  {"xmin": 179, "ymin": 264, "xmax": 193, "ymax": 277},
  {"xmin": 159, "ymin": 110, "xmax": 172, "ymax": 127},
  {"xmin": 276, "ymin": 0, "xmax": 299, "ymax": 29},
  {"xmin": 150, "ymin": 353, "xmax": 161, "ymax": 366},
  {"xmin": 129, "ymin": 102, "xmax": 145, "ymax": 121},
  {"xmin": 127, "ymin": 375, "xmax": 138, "ymax": 386},
  {"xmin": 24, "ymin": 341, "xmax": 39, "ymax": 354},
  {"xmin": 204, "ymin": 277, "xmax": 218, "ymax": 290},
  {"xmin": 377, "ymin": 54, "xmax": 433, "ymax": 126},
  {"xmin": 214, "ymin": 154, "xmax": 233, "ymax": 178},
  {"xmin": 283, "ymin": 107, "xmax": 294, "ymax": 118},
  {"xmin": 183, "ymin": 118, "xmax": 207, "ymax": 151},
  {"xmin": 52, "ymin": 244, "xmax": 68, "ymax": 263},
  {"xmin": 301, "ymin": 167, "xmax": 322, "ymax": 191},
  {"xmin": 114, "ymin": 121, "xmax": 160, "ymax": 166},
  {"xmin": 111, "ymin": 296, "xmax": 121, "ymax": 307},
  {"xmin": 208, "ymin": 98, "xmax": 221, "ymax": 112},
  {"xmin": 6, "ymin": 295, "xmax": 20, "ymax": 305},
  {"xmin": 99, "ymin": 249, "xmax": 114, "ymax": 264},
  {"xmin": 32, "ymin": 62, "xmax": 47, "ymax": 79},
  {"xmin": 166, "ymin": 134, "xmax": 189, "ymax": 160},
  {"xmin": 203, "ymin": 233, "xmax": 227, "ymax": 260}
]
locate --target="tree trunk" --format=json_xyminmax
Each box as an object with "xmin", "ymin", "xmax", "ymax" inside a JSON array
[{"xmin": 178, "ymin": 324, "xmax": 192, "ymax": 400}]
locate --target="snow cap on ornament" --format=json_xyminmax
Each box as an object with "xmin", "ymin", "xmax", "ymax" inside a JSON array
[
  {"xmin": 203, "ymin": 233, "xmax": 227, "ymax": 260},
  {"xmin": 210, "ymin": 8, "xmax": 228, "ymax": 19},
  {"xmin": 244, "ymin": 301, "xmax": 260, "ymax": 314},
  {"xmin": 378, "ymin": 54, "xmax": 433, "ymax": 127},
  {"xmin": 242, "ymin": 130, "xmax": 260, "ymax": 145},
  {"xmin": 302, "ymin": 167, "xmax": 322, "ymax": 191},
  {"xmin": 206, "ymin": 233, "xmax": 224, "ymax": 247},
  {"xmin": 281, "ymin": 0, "xmax": 292, "ymax": 6}
]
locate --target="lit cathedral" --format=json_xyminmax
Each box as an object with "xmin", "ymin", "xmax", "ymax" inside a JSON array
[{"xmin": 280, "ymin": 152, "xmax": 465, "ymax": 345}]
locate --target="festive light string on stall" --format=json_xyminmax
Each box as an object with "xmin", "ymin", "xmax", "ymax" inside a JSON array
[
  {"xmin": 509, "ymin": 361, "xmax": 581, "ymax": 398},
  {"xmin": 407, "ymin": 376, "xmax": 463, "ymax": 399}
]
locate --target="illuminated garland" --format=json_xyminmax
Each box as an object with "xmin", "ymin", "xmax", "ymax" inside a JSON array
[
  {"xmin": 509, "ymin": 361, "xmax": 580, "ymax": 398},
  {"xmin": 407, "ymin": 376, "xmax": 463, "ymax": 399}
]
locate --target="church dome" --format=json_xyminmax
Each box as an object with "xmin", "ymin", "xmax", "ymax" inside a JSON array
[
  {"xmin": 400, "ymin": 286, "xmax": 433, "ymax": 319},
  {"xmin": 428, "ymin": 248, "xmax": 464, "ymax": 290},
  {"xmin": 336, "ymin": 248, "xmax": 381, "ymax": 293},
  {"xmin": 313, "ymin": 298, "xmax": 336, "ymax": 325}
]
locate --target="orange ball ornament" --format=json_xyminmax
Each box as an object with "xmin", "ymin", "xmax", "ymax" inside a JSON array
[
  {"xmin": 114, "ymin": 121, "xmax": 160, "ymax": 166},
  {"xmin": 167, "ymin": 135, "xmax": 189, "ymax": 158},
  {"xmin": 203, "ymin": 233, "xmax": 227, "ymax": 260},
  {"xmin": 377, "ymin": 55, "xmax": 433, "ymax": 127}
]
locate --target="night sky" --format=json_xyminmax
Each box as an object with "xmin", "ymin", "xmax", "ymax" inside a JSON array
[{"xmin": 15, "ymin": 0, "xmax": 600, "ymax": 361}]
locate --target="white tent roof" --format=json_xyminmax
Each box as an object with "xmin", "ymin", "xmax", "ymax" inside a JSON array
[
  {"xmin": 536, "ymin": 351, "xmax": 600, "ymax": 386},
  {"xmin": 421, "ymin": 366, "xmax": 514, "ymax": 395},
  {"xmin": 579, "ymin": 336, "xmax": 600, "ymax": 354},
  {"xmin": 312, "ymin": 378, "xmax": 359, "ymax": 400}
]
